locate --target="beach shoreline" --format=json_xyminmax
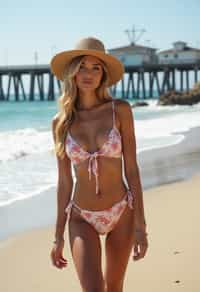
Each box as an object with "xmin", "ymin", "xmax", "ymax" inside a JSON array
[{"xmin": 138, "ymin": 125, "xmax": 200, "ymax": 189}]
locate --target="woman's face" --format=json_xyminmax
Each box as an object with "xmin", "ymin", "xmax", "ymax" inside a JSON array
[{"xmin": 75, "ymin": 55, "xmax": 104, "ymax": 92}]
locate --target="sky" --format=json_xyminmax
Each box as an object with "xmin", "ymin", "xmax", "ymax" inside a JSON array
[{"xmin": 0, "ymin": 0, "xmax": 199, "ymax": 65}]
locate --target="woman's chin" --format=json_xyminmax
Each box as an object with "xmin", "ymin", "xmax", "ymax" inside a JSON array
[{"xmin": 79, "ymin": 85, "xmax": 97, "ymax": 92}]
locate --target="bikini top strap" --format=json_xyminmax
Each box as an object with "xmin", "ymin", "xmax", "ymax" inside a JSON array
[{"xmin": 112, "ymin": 100, "xmax": 116, "ymax": 127}]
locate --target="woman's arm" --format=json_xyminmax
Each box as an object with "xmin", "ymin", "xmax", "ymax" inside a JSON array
[
  {"xmin": 117, "ymin": 100, "xmax": 146, "ymax": 230},
  {"xmin": 52, "ymin": 116, "xmax": 74, "ymax": 242}
]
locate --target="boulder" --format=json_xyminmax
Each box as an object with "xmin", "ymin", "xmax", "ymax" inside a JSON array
[
  {"xmin": 158, "ymin": 82, "xmax": 200, "ymax": 106},
  {"xmin": 131, "ymin": 101, "xmax": 149, "ymax": 107}
]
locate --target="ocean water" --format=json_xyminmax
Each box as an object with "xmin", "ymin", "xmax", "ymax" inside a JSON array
[{"xmin": 0, "ymin": 96, "xmax": 200, "ymax": 207}]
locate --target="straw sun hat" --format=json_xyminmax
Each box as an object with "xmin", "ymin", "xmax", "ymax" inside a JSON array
[{"xmin": 50, "ymin": 37, "xmax": 124, "ymax": 87}]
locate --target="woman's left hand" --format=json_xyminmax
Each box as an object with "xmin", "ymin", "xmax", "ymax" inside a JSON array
[{"xmin": 132, "ymin": 227, "xmax": 148, "ymax": 261}]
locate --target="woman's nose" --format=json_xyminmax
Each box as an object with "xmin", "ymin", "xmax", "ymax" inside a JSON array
[{"xmin": 81, "ymin": 67, "xmax": 93, "ymax": 75}]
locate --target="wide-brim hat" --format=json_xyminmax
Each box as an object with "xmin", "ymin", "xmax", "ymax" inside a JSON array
[{"xmin": 50, "ymin": 37, "xmax": 124, "ymax": 87}]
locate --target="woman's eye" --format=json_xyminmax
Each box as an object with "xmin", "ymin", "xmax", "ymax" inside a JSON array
[
  {"xmin": 79, "ymin": 66, "xmax": 86, "ymax": 72},
  {"xmin": 93, "ymin": 67, "xmax": 100, "ymax": 71},
  {"xmin": 79, "ymin": 65, "xmax": 101, "ymax": 72}
]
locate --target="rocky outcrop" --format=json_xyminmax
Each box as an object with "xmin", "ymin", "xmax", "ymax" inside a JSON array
[
  {"xmin": 158, "ymin": 82, "xmax": 200, "ymax": 106},
  {"xmin": 131, "ymin": 101, "xmax": 149, "ymax": 107}
]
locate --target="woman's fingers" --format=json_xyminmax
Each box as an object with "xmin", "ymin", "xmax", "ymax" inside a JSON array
[
  {"xmin": 60, "ymin": 258, "xmax": 67, "ymax": 263},
  {"xmin": 132, "ymin": 244, "xmax": 139, "ymax": 260},
  {"xmin": 139, "ymin": 244, "xmax": 147, "ymax": 258},
  {"xmin": 55, "ymin": 253, "xmax": 68, "ymax": 267},
  {"xmin": 55, "ymin": 259, "xmax": 67, "ymax": 268},
  {"xmin": 54, "ymin": 257, "xmax": 68, "ymax": 268},
  {"xmin": 132, "ymin": 242, "xmax": 148, "ymax": 261},
  {"xmin": 50, "ymin": 249, "xmax": 68, "ymax": 268},
  {"xmin": 59, "ymin": 258, "xmax": 68, "ymax": 264}
]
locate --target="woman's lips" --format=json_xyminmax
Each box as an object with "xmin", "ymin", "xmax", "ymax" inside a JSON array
[{"xmin": 82, "ymin": 79, "xmax": 93, "ymax": 84}]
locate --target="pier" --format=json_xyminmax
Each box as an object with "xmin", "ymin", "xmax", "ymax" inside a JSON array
[{"xmin": 0, "ymin": 62, "xmax": 200, "ymax": 101}]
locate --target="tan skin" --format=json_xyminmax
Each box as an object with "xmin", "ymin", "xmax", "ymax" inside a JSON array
[{"xmin": 50, "ymin": 56, "xmax": 148, "ymax": 292}]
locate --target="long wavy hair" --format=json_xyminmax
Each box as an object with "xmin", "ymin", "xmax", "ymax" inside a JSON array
[{"xmin": 53, "ymin": 55, "xmax": 113, "ymax": 159}]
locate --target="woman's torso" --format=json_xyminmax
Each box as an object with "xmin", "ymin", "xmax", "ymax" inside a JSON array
[{"xmin": 65, "ymin": 99, "xmax": 127, "ymax": 210}]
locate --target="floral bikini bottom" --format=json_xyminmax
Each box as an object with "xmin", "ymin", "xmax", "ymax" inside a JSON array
[{"xmin": 65, "ymin": 189, "xmax": 134, "ymax": 235}]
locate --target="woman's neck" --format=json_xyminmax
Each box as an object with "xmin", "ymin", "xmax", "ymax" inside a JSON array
[{"xmin": 77, "ymin": 92, "xmax": 101, "ymax": 111}]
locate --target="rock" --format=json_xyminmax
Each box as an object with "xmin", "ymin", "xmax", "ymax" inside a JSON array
[
  {"xmin": 132, "ymin": 101, "xmax": 149, "ymax": 107},
  {"xmin": 157, "ymin": 82, "xmax": 200, "ymax": 106}
]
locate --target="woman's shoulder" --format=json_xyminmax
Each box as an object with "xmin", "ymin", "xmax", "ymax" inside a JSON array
[
  {"xmin": 52, "ymin": 113, "xmax": 60, "ymax": 122},
  {"xmin": 113, "ymin": 98, "xmax": 132, "ymax": 114},
  {"xmin": 51, "ymin": 113, "xmax": 60, "ymax": 132}
]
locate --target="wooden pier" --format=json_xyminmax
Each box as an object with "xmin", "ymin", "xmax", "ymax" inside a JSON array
[{"xmin": 0, "ymin": 62, "xmax": 199, "ymax": 101}]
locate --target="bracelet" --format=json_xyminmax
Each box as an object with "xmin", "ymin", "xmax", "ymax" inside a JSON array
[
  {"xmin": 53, "ymin": 238, "xmax": 65, "ymax": 244},
  {"xmin": 135, "ymin": 230, "xmax": 148, "ymax": 236}
]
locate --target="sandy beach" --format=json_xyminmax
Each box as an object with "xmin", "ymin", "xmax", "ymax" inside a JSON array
[
  {"xmin": 1, "ymin": 125, "xmax": 200, "ymax": 292},
  {"xmin": 1, "ymin": 1, "xmax": 200, "ymax": 290},
  {"xmin": 0, "ymin": 171, "xmax": 200, "ymax": 292}
]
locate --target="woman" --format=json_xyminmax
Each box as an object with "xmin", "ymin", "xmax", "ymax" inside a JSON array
[{"xmin": 50, "ymin": 37, "xmax": 148, "ymax": 292}]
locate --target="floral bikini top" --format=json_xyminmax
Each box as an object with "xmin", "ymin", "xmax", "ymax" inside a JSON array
[{"xmin": 65, "ymin": 100, "xmax": 122, "ymax": 195}]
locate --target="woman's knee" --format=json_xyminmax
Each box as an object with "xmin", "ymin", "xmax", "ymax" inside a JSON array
[
  {"xmin": 84, "ymin": 278, "xmax": 105, "ymax": 292},
  {"xmin": 106, "ymin": 279, "xmax": 123, "ymax": 292}
]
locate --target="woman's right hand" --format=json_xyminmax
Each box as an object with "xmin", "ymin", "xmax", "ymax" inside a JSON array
[
  {"xmin": 50, "ymin": 239, "xmax": 68, "ymax": 269},
  {"xmin": 132, "ymin": 229, "xmax": 148, "ymax": 261}
]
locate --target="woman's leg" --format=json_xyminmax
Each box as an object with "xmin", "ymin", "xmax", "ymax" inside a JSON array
[
  {"xmin": 104, "ymin": 205, "xmax": 135, "ymax": 292},
  {"xmin": 68, "ymin": 207, "xmax": 105, "ymax": 292}
]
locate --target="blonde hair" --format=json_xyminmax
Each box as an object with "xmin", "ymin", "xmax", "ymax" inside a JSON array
[{"xmin": 53, "ymin": 55, "xmax": 113, "ymax": 159}]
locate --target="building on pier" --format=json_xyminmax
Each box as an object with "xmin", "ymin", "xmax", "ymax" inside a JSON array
[
  {"xmin": 108, "ymin": 43, "xmax": 157, "ymax": 66},
  {"xmin": 158, "ymin": 41, "xmax": 200, "ymax": 64}
]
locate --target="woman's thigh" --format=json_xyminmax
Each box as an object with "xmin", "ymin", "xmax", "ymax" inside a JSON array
[
  {"xmin": 104, "ymin": 205, "xmax": 135, "ymax": 291},
  {"xmin": 68, "ymin": 208, "xmax": 105, "ymax": 292}
]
